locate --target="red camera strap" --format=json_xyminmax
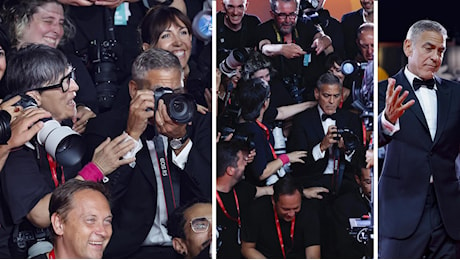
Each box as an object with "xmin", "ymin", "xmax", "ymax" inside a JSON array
[
  {"xmin": 273, "ymin": 198, "xmax": 295, "ymax": 259},
  {"xmin": 256, "ymin": 120, "xmax": 277, "ymax": 159},
  {"xmin": 216, "ymin": 189, "xmax": 240, "ymax": 226},
  {"xmin": 47, "ymin": 154, "xmax": 65, "ymax": 188}
]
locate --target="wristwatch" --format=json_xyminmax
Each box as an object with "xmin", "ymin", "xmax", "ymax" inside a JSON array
[{"xmin": 169, "ymin": 133, "xmax": 189, "ymax": 150}]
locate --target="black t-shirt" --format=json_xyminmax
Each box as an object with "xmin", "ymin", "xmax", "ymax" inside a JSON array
[
  {"xmin": 241, "ymin": 196, "xmax": 320, "ymax": 258},
  {"xmin": 235, "ymin": 121, "xmax": 275, "ymax": 186},
  {"xmin": 255, "ymin": 19, "xmax": 320, "ymax": 81},
  {"xmin": 216, "ymin": 181, "xmax": 257, "ymax": 258},
  {"xmin": 217, "ymin": 12, "xmax": 261, "ymax": 54}
]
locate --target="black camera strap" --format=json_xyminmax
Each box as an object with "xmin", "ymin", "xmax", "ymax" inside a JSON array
[
  {"xmin": 331, "ymin": 144, "xmax": 345, "ymax": 195},
  {"xmin": 153, "ymin": 135, "xmax": 179, "ymax": 216}
]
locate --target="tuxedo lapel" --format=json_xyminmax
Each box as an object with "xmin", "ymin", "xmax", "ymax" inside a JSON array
[
  {"xmin": 136, "ymin": 139, "xmax": 157, "ymax": 189},
  {"xmin": 433, "ymin": 77, "xmax": 451, "ymax": 145},
  {"xmin": 396, "ymin": 72, "xmax": 431, "ymax": 134}
]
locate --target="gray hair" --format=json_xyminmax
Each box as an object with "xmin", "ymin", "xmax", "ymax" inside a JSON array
[
  {"xmin": 269, "ymin": 0, "xmax": 300, "ymax": 13},
  {"xmin": 131, "ymin": 48, "xmax": 183, "ymax": 87},
  {"xmin": 406, "ymin": 19, "xmax": 448, "ymax": 42},
  {"xmin": 5, "ymin": 43, "xmax": 68, "ymax": 95}
]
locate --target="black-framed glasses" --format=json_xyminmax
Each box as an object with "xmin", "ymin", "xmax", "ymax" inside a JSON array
[
  {"xmin": 39, "ymin": 67, "xmax": 76, "ymax": 92},
  {"xmin": 190, "ymin": 217, "xmax": 211, "ymax": 233},
  {"xmin": 274, "ymin": 12, "xmax": 298, "ymax": 20}
]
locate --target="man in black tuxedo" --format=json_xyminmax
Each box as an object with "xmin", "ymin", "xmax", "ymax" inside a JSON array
[
  {"xmin": 82, "ymin": 48, "xmax": 211, "ymax": 258},
  {"xmin": 287, "ymin": 72, "xmax": 363, "ymax": 193},
  {"xmin": 378, "ymin": 20, "xmax": 460, "ymax": 258}
]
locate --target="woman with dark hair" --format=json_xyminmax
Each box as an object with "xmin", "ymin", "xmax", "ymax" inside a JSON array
[
  {"xmin": 233, "ymin": 78, "xmax": 307, "ymax": 186},
  {"xmin": 139, "ymin": 5, "xmax": 211, "ymax": 108}
]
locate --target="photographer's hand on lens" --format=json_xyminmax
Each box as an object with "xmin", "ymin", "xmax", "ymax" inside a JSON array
[
  {"xmin": 91, "ymin": 132, "xmax": 136, "ymax": 175},
  {"xmin": 126, "ymin": 89, "xmax": 155, "ymax": 141},
  {"xmin": 8, "ymin": 108, "xmax": 52, "ymax": 149},
  {"xmin": 72, "ymin": 105, "xmax": 96, "ymax": 134},
  {"xmin": 155, "ymin": 99, "xmax": 188, "ymax": 140},
  {"xmin": 320, "ymin": 125, "xmax": 338, "ymax": 152},
  {"xmin": 384, "ymin": 78, "xmax": 415, "ymax": 124},
  {"xmin": 286, "ymin": 150, "xmax": 308, "ymax": 164}
]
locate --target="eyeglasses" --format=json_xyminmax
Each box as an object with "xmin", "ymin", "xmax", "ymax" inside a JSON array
[
  {"xmin": 190, "ymin": 217, "xmax": 211, "ymax": 233},
  {"xmin": 39, "ymin": 67, "xmax": 76, "ymax": 92},
  {"xmin": 274, "ymin": 12, "xmax": 298, "ymax": 20}
]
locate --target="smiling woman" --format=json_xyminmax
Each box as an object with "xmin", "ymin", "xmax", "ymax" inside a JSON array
[{"xmin": 139, "ymin": 5, "xmax": 210, "ymax": 108}]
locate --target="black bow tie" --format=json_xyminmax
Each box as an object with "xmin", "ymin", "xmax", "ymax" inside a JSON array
[
  {"xmin": 413, "ymin": 78, "xmax": 435, "ymax": 90},
  {"xmin": 322, "ymin": 113, "xmax": 336, "ymax": 121}
]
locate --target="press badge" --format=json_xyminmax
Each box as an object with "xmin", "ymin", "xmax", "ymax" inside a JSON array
[
  {"xmin": 114, "ymin": 3, "xmax": 130, "ymax": 26},
  {"xmin": 303, "ymin": 53, "xmax": 311, "ymax": 67}
]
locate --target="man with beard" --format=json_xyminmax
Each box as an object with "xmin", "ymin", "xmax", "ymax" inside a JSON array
[{"xmin": 255, "ymin": 0, "xmax": 333, "ymax": 102}]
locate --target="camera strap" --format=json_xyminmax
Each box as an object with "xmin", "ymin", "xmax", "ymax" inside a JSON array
[
  {"xmin": 216, "ymin": 189, "xmax": 241, "ymax": 244},
  {"xmin": 48, "ymin": 249, "xmax": 55, "ymax": 259},
  {"xmin": 331, "ymin": 145, "xmax": 345, "ymax": 195},
  {"xmin": 273, "ymin": 197, "xmax": 295, "ymax": 259},
  {"xmin": 255, "ymin": 120, "xmax": 277, "ymax": 159},
  {"xmin": 153, "ymin": 135, "xmax": 178, "ymax": 216},
  {"xmin": 47, "ymin": 154, "xmax": 65, "ymax": 188}
]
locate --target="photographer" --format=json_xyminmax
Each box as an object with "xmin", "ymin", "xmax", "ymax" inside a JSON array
[
  {"xmin": 287, "ymin": 72, "xmax": 363, "ymax": 192},
  {"xmin": 81, "ymin": 48, "xmax": 211, "ymax": 258},
  {"xmin": 0, "ymin": 44, "xmax": 136, "ymax": 258},
  {"xmin": 233, "ymin": 77, "xmax": 307, "ymax": 187},
  {"xmin": 2, "ymin": 0, "xmax": 100, "ymax": 120},
  {"xmin": 255, "ymin": 0, "xmax": 333, "ymax": 101}
]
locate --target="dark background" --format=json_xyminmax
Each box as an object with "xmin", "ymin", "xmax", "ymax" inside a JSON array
[{"xmin": 379, "ymin": 0, "xmax": 460, "ymax": 43}]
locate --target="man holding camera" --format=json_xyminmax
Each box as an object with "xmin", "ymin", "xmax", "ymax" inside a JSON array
[
  {"xmin": 82, "ymin": 48, "xmax": 211, "ymax": 258},
  {"xmin": 287, "ymin": 72, "xmax": 364, "ymax": 257},
  {"xmin": 287, "ymin": 72, "xmax": 363, "ymax": 192},
  {"xmin": 256, "ymin": 0, "xmax": 333, "ymax": 101}
]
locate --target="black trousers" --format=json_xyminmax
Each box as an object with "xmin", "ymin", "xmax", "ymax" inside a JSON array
[{"xmin": 379, "ymin": 184, "xmax": 460, "ymax": 258}]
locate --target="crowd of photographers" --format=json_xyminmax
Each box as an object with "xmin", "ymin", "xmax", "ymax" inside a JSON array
[
  {"xmin": 216, "ymin": 0, "xmax": 374, "ymax": 258},
  {"xmin": 0, "ymin": 0, "xmax": 212, "ymax": 259}
]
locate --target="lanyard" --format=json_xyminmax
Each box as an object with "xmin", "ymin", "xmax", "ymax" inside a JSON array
[
  {"xmin": 47, "ymin": 154, "xmax": 65, "ymax": 188},
  {"xmin": 216, "ymin": 189, "xmax": 240, "ymax": 226},
  {"xmin": 48, "ymin": 249, "xmax": 55, "ymax": 259},
  {"xmin": 273, "ymin": 199, "xmax": 295, "ymax": 259},
  {"xmin": 273, "ymin": 23, "xmax": 299, "ymax": 44},
  {"xmin": 255, "ymin": 120, "xmax": 277, "ymax": 159}
]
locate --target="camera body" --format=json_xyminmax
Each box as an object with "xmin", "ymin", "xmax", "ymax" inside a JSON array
[
  {"xmin": 11, "ymin": 94, "xmax": 85, "ymax": 166},
  {"xmin": 283, "ymin": 74, "xmax": 305, "ymax": 104},
  {"xmin": 88, "ymin": 38, "xmax": 122, "ymax": 112},
  {"xmin": 333, "ymin": 128, "xmax": 360, "ymax": 152},
  {"xmin": 219, "ymin": 48, "xmax": 250, "ymax": 78},
  {"xmin": 153, "ymin": 87, "xmax": 196, "ymax": 124},
  {"xmin": 348, "ymin": 217, "xmax": 373, "ymax": 244}
]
